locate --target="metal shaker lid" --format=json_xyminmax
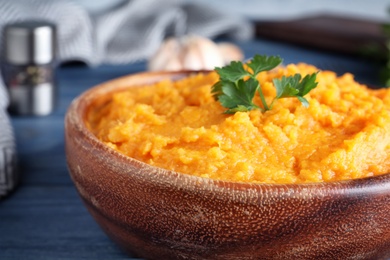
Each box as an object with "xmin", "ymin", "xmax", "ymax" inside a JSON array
[{"xmin": 4, "ymin": 21, "xmax": 56, "ymax": 65}]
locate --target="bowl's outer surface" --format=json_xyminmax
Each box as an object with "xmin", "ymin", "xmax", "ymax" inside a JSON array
[{"xmin": 65, "ymin": 71, "xmax": 390, "ymax": 260}]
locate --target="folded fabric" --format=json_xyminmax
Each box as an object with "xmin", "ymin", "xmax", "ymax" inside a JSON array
[{"xmin": 0, "ymin": 109, "xmax": 17, "ymax": 197}]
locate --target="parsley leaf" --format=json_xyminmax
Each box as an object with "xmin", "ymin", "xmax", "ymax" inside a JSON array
[
  {"xmin": 217, "ymin": 78, "xmax": 260, "ymax": 114},
  {"xmin": 274, "ymin": 74, "xmax": 301, "ymax": 99},
  {"xmin": 215, "ymin": 61, "xmax": 250, "ymax": 83},
  {"xmin": 296, "ymin": 72, "xmax": 319, "ymax": 96},
  {"xmin": 247, "ymin": 55, "xmax": 282, "ymax": 75},
  {"xmin": 212, "ymin": 54, "xmax": 318, "ymax": 113},
  {"xmin": 273, "ymin": 72, "xmax": 318, "ymax": 107}
]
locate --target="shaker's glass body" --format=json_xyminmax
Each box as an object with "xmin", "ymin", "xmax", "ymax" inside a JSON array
[{"xmin": 3, "ymin": 63, "xmax": 56, "ymax": 116}]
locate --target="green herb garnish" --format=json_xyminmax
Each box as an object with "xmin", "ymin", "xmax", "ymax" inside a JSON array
[{"xmin": 212, "ymin": 54, "xmax": 318, "ymax": 113}]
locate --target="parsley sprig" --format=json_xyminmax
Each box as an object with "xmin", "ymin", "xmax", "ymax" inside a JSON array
[{"xmin": 211, "ymin": 54, "xmax": 318, "ymax": 114}]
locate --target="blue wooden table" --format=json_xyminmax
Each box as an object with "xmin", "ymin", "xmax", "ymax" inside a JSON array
[{"xmin": 0, "ymin": 39, "xmax": 383, "ymax": 259}]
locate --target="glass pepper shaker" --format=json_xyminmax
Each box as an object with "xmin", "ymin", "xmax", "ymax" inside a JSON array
[{"xmin": 2, "ymin": 20, "xmax": 57, "ymax": 116}]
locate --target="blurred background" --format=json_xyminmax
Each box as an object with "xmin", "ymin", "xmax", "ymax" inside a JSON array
[{"xmin": 78, "ymin": 0, "xmax": 390, "ymax": 21}]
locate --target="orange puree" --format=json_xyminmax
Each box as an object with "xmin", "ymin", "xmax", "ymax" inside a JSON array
[{"xmin": 87, "ymin": 64, "xmax": 390, "ymax": 183}]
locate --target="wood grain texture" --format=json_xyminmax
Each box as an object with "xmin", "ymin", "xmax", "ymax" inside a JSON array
[{"xmin": 65, "ymin": 71, "xmax": 390, "ymax": 260}]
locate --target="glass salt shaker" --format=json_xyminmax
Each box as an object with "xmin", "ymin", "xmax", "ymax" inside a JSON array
[{"xmin": 2, "ymin": 21, "xmax": 57, "ymax": 116}]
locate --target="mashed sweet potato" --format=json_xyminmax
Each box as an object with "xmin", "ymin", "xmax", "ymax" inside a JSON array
[{"xmin": 86, "ymin": 64, "xmax": 390, "ymax": 183}]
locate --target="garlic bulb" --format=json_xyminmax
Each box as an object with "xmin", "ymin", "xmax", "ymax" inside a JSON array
[
  {"xmin": 148, "ymin": 35, "xmax": 244, "ymax": 71},
  {"xmin": 217, "ymin": 42, "xmax": 245, "ymax": 65}
]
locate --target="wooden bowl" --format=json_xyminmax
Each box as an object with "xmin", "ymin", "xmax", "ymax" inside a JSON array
[{"xmin": 65, "ymin": 71, "xmax": 390, "ymax": 260}]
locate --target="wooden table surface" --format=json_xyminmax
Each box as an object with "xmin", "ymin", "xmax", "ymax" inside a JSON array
[{"xmin": 0, "ymin": 39, "xmax": 384, "ymax": 259}]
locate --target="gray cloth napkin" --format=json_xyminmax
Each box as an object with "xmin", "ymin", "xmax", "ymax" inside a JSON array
[
  {"xmin": 0, "ymin": 0, "xmax": 253, "ymax": 196},
  {"xmin": 0, "ymin": 110, "xmax": 17, "ymax": 197},
  {"xmin": 0, "ymin": 0, "xmax": 253, "ymax": 66}
]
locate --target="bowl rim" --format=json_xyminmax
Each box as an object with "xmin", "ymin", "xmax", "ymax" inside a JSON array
[{"xmin": 65, "ymin": 70, "xmax": 390, "ymax": 196}]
